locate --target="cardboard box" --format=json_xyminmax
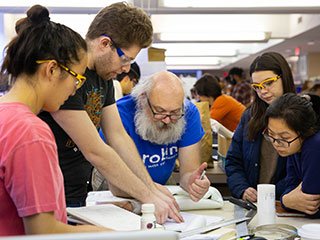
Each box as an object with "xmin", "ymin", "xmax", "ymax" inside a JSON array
[
  {"xmin": 218, "ymin": 134, "xmax": 232, "ymax": 157},
  {"xmin": 217, "ymin": 134, "xmax": 232, "ymax": 171},
  {"xmin": 148, "ymin": 47, "xmax": 166, "ymax": 61}
]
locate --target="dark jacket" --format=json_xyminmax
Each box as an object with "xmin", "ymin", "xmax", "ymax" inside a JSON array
[{"xmin": 225, "ymin": 109, "xmax": 287, "ymax": 200}]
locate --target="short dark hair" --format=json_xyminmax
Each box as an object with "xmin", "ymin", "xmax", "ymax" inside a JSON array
[
  {"xmin": 228, "ymin": 67, "xmax": 243, "ymax": 77},
  {"xmin": 247, "ymin": 52, "xmax": 296, "ymax": 140},
  {"xmin": 116, "ymin": 62, "xmax": 141, "ymax": 82},
  {"xmin": 1, "ymin": 5, "xmax": 87, "ymax": 85},
  {"xmin": 86, "ymin": 2, "xmax": 153, "ymax": 49},
  {"xmin": 266, "ymin": 93, "xmax": 317, "ymax": 140},
  {"xmin": 193, "ymin": 73, "xmax": 222, "ymax": 99}
]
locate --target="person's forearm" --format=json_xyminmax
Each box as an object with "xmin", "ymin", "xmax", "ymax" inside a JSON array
[
  {"xmin": 24, "ymin": 213, "xmax": 111, "ymax": 235},
  {"xmin": 86, "ymin": 145, "xmax": 154, "ymax": 203},
  {"xmin": 179, "ymin": 172, "xmax": 192, "ymax": 193},
  {"xmin": 108, "ymin": 132, "xmax": 157, "ymax": 192}
]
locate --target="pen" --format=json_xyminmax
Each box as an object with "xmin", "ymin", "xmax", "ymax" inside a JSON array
[{"xmin": 200, "ymin": 168, "xmax": 206, "ymax": 180}]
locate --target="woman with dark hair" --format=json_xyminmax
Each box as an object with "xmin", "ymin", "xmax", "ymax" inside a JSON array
[
  {"xmin": 194, "ymin": 73, "xmax": 245, "ymax": 131},
  {"xmin": 0, "ymin": 5, "xmax": 110, "ymax": 235},
  {"xmin": 266, "ymin": 93, "xmax": 320, "ymax": 218},
  {"xmin": 225, "ymin": 52, "xmax": 296, "ymax": 202}
]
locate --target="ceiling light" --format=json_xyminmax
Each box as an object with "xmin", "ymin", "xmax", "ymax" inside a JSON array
[
  {"xmin": 165, "ymin": 57, "xmax": 220, "ymax": 65},
  {"xmin": 160, "ymin": 0, "xmax": 320, "ymax": 8},
  {"xmin": 167, "ymin": 65, "xmax": 222, "ymax": 70},
  {"xmin": 0, "ymin": 0, "xmax": 132, "ymax": 8},
  {"xmin": 152, "ymin": 43, "xmax": 237, "ymax": 57},
  {"xmin": 159, "ymin": 32, "xmax": 268, "ymax": 42}
]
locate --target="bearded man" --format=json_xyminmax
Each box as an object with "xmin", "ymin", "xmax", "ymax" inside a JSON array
[{"xmin": 95, "ymin": 71, "xmax": 210, "ymax": 202}]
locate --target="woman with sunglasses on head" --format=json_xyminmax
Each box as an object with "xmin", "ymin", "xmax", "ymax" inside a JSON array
[
  {"xmin": 0, "ymin": 5, "xmax": 110, "ymax": 235},
  {"xmin": 225, "ymin": 52, "xmax": 296, "ymax": 203},
  {"xmin": 265, "ymin": 93, "xmax": 320, "ymax": 218}
]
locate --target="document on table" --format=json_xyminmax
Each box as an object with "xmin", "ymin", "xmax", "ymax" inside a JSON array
[
  {"xmin": 67, "ymin": 204, "xmax": 141, "ymax": 231},
  {"xmin": 163, "ymin": 212, "xmax": 223, "ymax": 232}
]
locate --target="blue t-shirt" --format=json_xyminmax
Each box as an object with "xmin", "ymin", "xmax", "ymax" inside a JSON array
[{"xmin": 99, "ymin": 95, "xmax": 204, "ymax": 184}]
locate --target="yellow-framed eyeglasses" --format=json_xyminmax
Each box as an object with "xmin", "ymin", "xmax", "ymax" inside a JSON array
[
  {"xmin": 251, "ymin": 75, "xmax": 281, "ymax": 91},
  {"xmin": 36, "ymin": 60, "xmax": 86, "ymax": 89}
]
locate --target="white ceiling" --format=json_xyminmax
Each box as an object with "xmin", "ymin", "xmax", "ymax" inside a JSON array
[{"xmin": 1, "ymin": 0, "xmax": 320, "ymax": 71}]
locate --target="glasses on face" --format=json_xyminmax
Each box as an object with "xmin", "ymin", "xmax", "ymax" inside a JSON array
[
  {"xmin": 36, "ymin": 60, "xmax": 86, "ymax": 89},
  {"xmin": 251, "ymin": 75, "xmax": 281, "ymax": 91},
  {"xmin": 102, "ymin": 34, "xmax": 135, "ymax": 65},
  {"xmin": 146, "ymin": 97, "xmax": 184, "ymax": 121},
  {"xmin": 262, "ymin": 128, "xmax": 300, "ymax": 148}
]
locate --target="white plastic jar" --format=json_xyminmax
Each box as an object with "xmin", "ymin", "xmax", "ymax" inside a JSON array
[{"xmin": 140, "ymin": 203, "xmax": 156, "ymax": 230}]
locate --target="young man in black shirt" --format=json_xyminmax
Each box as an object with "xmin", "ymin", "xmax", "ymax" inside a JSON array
[{"xmin": 39, "ymin": 2, "xmax": 182, "ymax": 224}]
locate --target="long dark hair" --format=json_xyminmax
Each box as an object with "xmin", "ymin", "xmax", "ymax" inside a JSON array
[
  {"xmin": 1, "ymin": 5, "xmax": 87, "ymax": 85},
  {"xmin": 247, "ymin": 52, "xmax": 296, "ymax": 140},
  {"xmin": 266, "ymin": 93, "xmax": 317, "ymax": 140}
]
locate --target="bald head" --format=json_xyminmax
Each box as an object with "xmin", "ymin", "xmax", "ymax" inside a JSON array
[{"xmin": 149, "ymin": 71, "xmax": 184, "ymax": 101}]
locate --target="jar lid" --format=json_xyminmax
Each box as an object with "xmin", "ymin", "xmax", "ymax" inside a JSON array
[
  {"xmin": 298, "ymin": 224, "xmax": 320, "ymax": 239},
  {"xmin": 142, "ymin": 203, "xmax": 155, "ymax": 213}
]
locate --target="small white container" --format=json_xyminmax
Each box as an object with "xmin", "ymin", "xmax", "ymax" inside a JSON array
[
  {"xmin": 299, "ymin": 224, "xmax": 320, "ymax": 240},
  {"xmin": 140, "ymin": 203, "xmax": 156, "ymax": 230},
  {"xmin": 257, "ymin": 184, "xmax": 276, "ymax": 226}
]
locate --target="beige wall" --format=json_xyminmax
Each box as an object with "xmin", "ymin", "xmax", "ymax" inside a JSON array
[{"xmin": 308, "ymin": 52, "xmax": 320, "ymax": 79}]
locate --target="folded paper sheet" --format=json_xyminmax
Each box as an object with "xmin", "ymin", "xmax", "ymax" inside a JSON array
[
  {"xmin": 165, "ymin": 186, "xmax": 224, "ymax": 210},
  {"xmin": 163, "ymin": 212, "xmax": 222, "ymax": 232},
  {"xmin": 86, "ymin": 185, "xmax": 223, "ymax": 213}
]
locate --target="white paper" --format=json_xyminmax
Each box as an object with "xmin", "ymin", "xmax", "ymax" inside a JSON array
[
  {"xmin": 67, "ymin": 204, "xmax": 141, "ymax": 231},
  {"xmin": 181, "ymin": 234, "xmax": 221, "ymax": 240},
  {"xmin": 163, "ymin": 212, "xmax": 223, "ymax": 232},
  {"xmin": 86, "ymin": 191, "xmax": 131, "ymax": 206},
  {"xmin": 165, "ymin": 186, "xmax": 224, "ymax": 210}
]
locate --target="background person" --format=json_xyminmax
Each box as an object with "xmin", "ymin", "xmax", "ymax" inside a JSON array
[
  {"xmin": 266, "ymin": 93, "xmax": 320, "ymax": 218},
  {"xmin": 96, "ymin": 71, "xmax": 210, "ymax": 202},
  {"xmin": 0, "ymin": 5, "xmax": 110, "ymax": 235},
  {"xmin": 113, "ymin": 62, "xmax": 140, "ymax": 100},
  {"xmin": 117, "ymin": 61, "xmax": 140, "ymax": 96},
  {"xmin": 228, "ymin": 67, "xmax": 252, "ymax": 106},
  {"xmin": 38, "ymin": 2, "xmax": 182, "ymax": 224},
  {"xmin": 193, "ymin": 73, "xmax": 245, "ymax": 132},
  {"xmin": 225, "ymin": 52, "xmax": 296, "ymax": 202}
]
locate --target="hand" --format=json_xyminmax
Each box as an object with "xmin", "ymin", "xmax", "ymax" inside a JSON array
[
  {"xmin": 242, "ymin": 187, "xmax": 257, "ymax": 202},
  {"xmin": 283, "ymin": 183, "xmax": 320, "ymax": 215},
  {"xmin": 154, "ymin": 182, "xmax": 180, "ymax": 212},
  {"xmin": 187, "ymin": 162, "xmax": 210, "ymax": 202},
  {"xmin": 148, "ymin": 189, "xmax": 184, "ymax": 224}
]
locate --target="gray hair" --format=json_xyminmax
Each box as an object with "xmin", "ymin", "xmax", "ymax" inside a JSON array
[{"xmin": 131, "ymin": 74, "xmax": 154, "ymax": 99}]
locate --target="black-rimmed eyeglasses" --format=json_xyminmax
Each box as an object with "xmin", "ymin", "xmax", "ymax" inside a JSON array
[
  {"xmin": 262, "ymin": 128, "xmax": 300, "ymax": 148},
  {"xmin": 146, "ymin": 97, "xmax": 184, "ymax": 121}
]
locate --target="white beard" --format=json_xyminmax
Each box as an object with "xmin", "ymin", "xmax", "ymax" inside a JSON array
[{"xmin": 134, "ymin": 104, "xmax": 186, "ymax": 145}]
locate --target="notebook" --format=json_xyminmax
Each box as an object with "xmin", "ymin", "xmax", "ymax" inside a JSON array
[{"xmin": 275, "ymin": 200, "xmax": 305, "ymax": 217}]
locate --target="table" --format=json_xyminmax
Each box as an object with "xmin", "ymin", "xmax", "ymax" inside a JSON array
[{"xmin": 188, "ymin": 201, "xmax": 320, "ymax": 239}]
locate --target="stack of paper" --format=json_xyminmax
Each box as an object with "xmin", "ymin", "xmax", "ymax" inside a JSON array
[{"xmin": 67, "ymin": 204, "xmax": 141, "ymax": 231}]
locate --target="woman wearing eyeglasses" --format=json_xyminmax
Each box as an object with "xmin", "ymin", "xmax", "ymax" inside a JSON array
[
  {"xmin": 0, "ymin": 5, "xmax": 110, "ymax": 235},
  {"xmin": 266, "ymin": 93, "xmax": 320, "ymax": 218},
  {"xmin": 225, "ymin": 52, "xmax": 296, "ymax": 203}
]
